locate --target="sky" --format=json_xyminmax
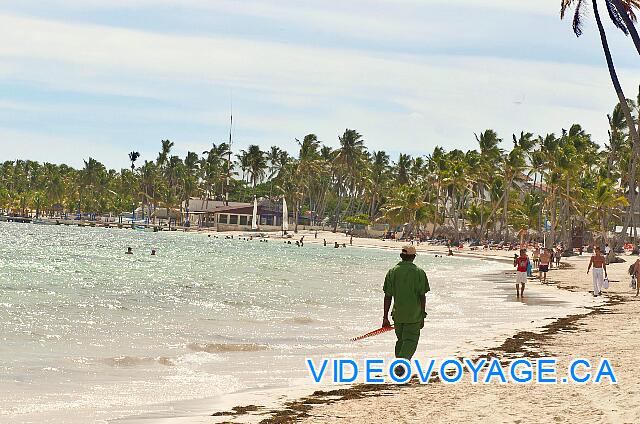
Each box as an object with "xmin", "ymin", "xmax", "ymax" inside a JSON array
[{"xmin": 0, "ymin": 0, "xmax": 639, "ymax": 169}]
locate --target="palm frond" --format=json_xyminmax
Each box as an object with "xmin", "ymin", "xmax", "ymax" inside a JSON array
[
  {"xmin": 619, "ymin": 0, "xmax": 640, "ymax": 21},
  {"xmin": 573, "ymin": 0, "xmax": 586, "ymax": 36},
  {"xmin": 606, "ymin": 0, "xmax": 630, "ymax": 34}
]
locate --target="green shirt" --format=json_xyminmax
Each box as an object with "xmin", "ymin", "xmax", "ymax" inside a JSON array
[{"xmin": 383, "ymin": 261, "xmax": 430, "ymax": 324}]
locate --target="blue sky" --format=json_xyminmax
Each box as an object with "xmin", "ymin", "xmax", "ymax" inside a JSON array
[{"xmin": 0, "ymin": 0, "xmax": 639, "ymax": 169}]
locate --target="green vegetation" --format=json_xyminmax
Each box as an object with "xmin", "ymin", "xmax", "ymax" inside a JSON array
[{"xmin": 0, "ymin": 97, "xmax": 638, "ymax": 246}]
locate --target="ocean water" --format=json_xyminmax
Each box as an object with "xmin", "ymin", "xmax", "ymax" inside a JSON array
[{"xmin": 0, "ymin": 222, "xmax": 585, "ymax": 423}]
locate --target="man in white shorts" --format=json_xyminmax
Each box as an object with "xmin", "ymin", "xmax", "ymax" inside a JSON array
[{"xmin": 587, "ymin": 246, "xmax": 607, "ymax": 297}]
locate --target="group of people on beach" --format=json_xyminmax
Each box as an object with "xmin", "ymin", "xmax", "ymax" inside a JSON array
[
  {"xmin": 514, "ymin": 244, "xmax": 613, "ymax": 298},
  {"xmin": 513, "ymin": 245, "xmax": 562, "ymax": 296}
]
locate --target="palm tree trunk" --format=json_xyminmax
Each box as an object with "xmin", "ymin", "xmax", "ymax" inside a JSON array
[
  {"xmin": 502, "ymin": 179, "xmax": 510, "ymax": 240},
  {"xmin": 549, "ymin": 188, "xmax": 557, "ymax": 248},
  {"xmin": 480, "ymin": 190, "xmax": 506, "ymax": 236},
  {"xmin": 564, "ymin": 176, "xmax": 572, "ymax": 249},
  {"xmin": 333, "ymin": 183, "xmax": 344, "ymax": 233},
  {"xmin": 451, "ymin": 186, "xmax": 459, "ymax": 240},
  {"xmin": 594, "ymin": 0, "xmax": 640, "ymax": 241},
  {"xmin": 479, "ymin": 185, "xmax": 484, "ymax": 232}
]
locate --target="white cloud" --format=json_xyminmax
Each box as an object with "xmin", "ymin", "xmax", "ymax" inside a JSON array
[{"xmin": 0, "ymin": 4, "xmax": 637, "ymax": 168}]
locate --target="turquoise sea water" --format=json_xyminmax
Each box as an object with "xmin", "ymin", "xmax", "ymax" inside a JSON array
[{"xmin": 0, "ymin": 222, "xmax": 580, "ymax": 422}]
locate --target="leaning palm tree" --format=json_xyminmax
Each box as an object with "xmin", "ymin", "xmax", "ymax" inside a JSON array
[{"xmin": 561, "ymin": 0, "xmax": 640, "ymax": 240}]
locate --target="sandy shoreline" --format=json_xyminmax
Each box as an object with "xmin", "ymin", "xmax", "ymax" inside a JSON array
[{"xmin": 107, "ymin": 229, "xmax": 640, "ymax": 424}]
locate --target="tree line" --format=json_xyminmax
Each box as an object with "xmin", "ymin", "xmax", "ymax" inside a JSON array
[{"xmin": 1, "ymin": 92, "xmax": 639, "ymax": 247}]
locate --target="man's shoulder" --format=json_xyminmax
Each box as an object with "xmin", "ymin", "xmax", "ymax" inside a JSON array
[
  {"xmin": 387, "ymin": 262, "xmax": 404, "ymax": 273},
  {"xmin": 412, "ymin": 263, "xmax": 427, "ymax": 276}
]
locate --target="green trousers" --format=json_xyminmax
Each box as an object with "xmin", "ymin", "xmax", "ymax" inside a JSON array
[{"xmin": 394, "ymin": 322, "xmax": 422, "ymax": 360}]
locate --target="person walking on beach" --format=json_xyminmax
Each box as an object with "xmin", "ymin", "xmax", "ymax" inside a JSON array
[
  {"xmin": 587, "ymin": 246, "xmax": 608, "ymax": 297},
  {"xmin": 515, "ymin": 249, "xmax": 529, "ymax": 297},
  {"xmin": 632, "ymin": 257, "xmax": 640, "ymax": 297},
  {"xmin": 539, "ymin": 248, "xmax": 551, "ymax": 284},
  {"xmin": 382, "ymin": 245, "xmax": 430, "ymax": 375}
]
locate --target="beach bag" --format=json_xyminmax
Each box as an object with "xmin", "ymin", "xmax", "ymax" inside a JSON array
[{"xmin": 603, "ymin": 278, "xmax": 610, "ymax": 289}]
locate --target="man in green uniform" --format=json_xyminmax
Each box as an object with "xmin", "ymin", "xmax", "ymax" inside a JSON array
[{"xmin": 382, "ymin": 245, "xmax": 429, "ymax": 369}]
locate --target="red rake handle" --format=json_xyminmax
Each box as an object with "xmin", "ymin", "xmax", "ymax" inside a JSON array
[{"xmin": 351, "ymin": 326, "xmax": 395, "ymax": 342}]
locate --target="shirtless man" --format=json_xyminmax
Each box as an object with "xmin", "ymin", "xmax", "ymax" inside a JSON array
[
  {"xmin": 587, "ymin": 247, "xmax": 608, "ymax": 297},
  {"xmin": 631, "ymin": 257, "xmax": 640, "ymax": 297},
  {"xmin": 539, "ymin": 248, "xmax": 551, "ymax": 284},
  {"xmin": 533, "ymin": 246, "xmax": 540, "ymax": 268}
]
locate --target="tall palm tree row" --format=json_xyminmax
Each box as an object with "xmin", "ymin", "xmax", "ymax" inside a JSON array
[{"xmin": 0, "ymin": 99, "xmax": 639, "ymax": 244}]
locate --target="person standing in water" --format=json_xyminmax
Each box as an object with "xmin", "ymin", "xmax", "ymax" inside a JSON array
[
  {"xmin": 126, "ymin": 247, "xmax": 133, "ymax": 255},
  {"xmin": 587, "ymin": 246, "xmax": 608, "ymax": 297},
  {"xmin": 382, "ymin": 245, "xmax": 430, "ymax": 375},
  {"xmin": 515, "ymin": 249, "xmax": 529, "ymax": 297}
]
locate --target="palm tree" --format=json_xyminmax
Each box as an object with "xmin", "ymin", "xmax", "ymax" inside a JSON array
[
  {"xmin": 586, "ymin": 178, "xmax": 629, "ymax": 243},
  {"xmin": 332, "ymin": 129, "xmax": 365, "ymax": 232},
  {"xmin": 292, "ymin": 134, "xmax": 321, "ymax": 231},
  {"xmin": 245, "ymin": 145, "xmax": 268, "ymax": 192},
  {"xmin": 561, "ymin": 0, "xmax": 640, "ymax": 242},
  {"xmin": 511, "ymin": 192, "xmax": 543, "ymax": 232},
  {"xmin": 395, "ymin": 154, "xmax": 412, "ymax": 185},
  {"xmin": 157, "ymin": 140, "xmax": 174, "ymax": 168},
  {"xmin": 382, "ymin": 185, "xmax": 427, "ymax": 238},
  {"xmin": 128, "ymin": 151, "xmax": 140, "ymax": 172},
  {"xmin": 368, "ymin": 151, "xmax": 390, "ymax": 218}
]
